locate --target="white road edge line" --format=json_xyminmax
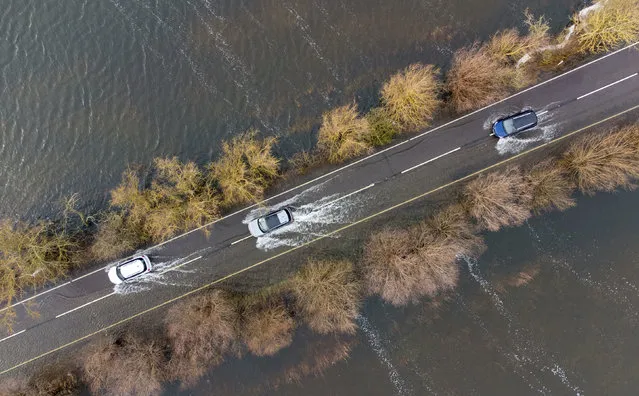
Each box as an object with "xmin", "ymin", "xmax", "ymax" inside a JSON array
[
  {"xmin": 8, "ymin": 41, "xmax": 639, "ymax": 310},
  {"xmin": 316, "ymin": 183, "xmax": 375, "ymax": 209},
  {"xmin": 55, "ymin": 293, "xmax": 115, "ymax": 319},
  {"xmin": 577, "ymin": 73, "xmax": 638, "ymax": 100},
  {"xmin": 401, "ymin": 147, "xmax": 461, "ymax": 174},
  {"xmin": 0, "ymin": 330, "xmax": 25, "ymax": 343},
  {"xmin": 231, "ymin": 235, "xmax": 252, "ymax": 246},
  {"xmin": 159, "ymin": 255, "xmax": 203, "ymax": 274}
]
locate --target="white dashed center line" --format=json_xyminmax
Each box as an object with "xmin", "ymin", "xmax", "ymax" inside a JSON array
[
  {"xmin": 401, "ymin": 147, "xmax": 461, "ymax": 174},
  {"xmin": 230, "ymin": 235, "xmax": 252, "ymax": 245},
  {"xmin": 0, "ymin": 330, "xmax": 25, "ymax": 343},
  {"xmin": 577, "ymin": 73, "xmax": 638, "ymax": 100},
  {"xmin": 55, "ymin": 293, "xmax": 115, "ymax": 318}
]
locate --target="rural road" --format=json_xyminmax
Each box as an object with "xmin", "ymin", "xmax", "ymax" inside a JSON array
[{"xmin": 1, "ymin": 43, "xmax": 639, "ymax": 374}]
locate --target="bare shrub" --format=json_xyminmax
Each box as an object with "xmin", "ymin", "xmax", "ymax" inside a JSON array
[
  {"xmin": 463, "ymin": 167, "xmax": 533, "ymax": 231},
  {"xmin": 423, "ymin": 204, "xmax": 485, "ymax": 255},
  {"xmin": 526, "ymin": 160, "xmax": 576, "ymax": 213},
  {"xmin": 486, "ymin": 12, "xmax": 550, "ymax": 64},
  {"xmin": 561, "ymin": 127, "xmax": 639, "ymax": 194},
  {"xmin": 288, "ymin": 150, "xmax": 323, "ymax": 176},
  {"xmin": 0, "ymin": 220, "xmax": 75, "ymax": 330},
  {"xmin": 165, "ymin": 290, "xmax": 239, "ymax": 386},
  {"xmin": 27, "ymin": 363, "xmax": 80, "ymax": 396},
  {"xmin": 209, "ymin": 131, "xmax": 279, "ymax": 206},
  {"xmin": 0, "ymin": 377, "xmax": 28, "ymax": 396},
  {"xmin": 316, "ymin": 104, "xmax": 372, "ymax": 163},
  {"xmin": 240, "ymin": 294, "xmax": 295, "ymax": 357},
  {"xmin": 90, "ymin": 211, "xmax": 144, "ymax": 260},
  {"xmin": 575, "ymin": 0, "xmax": 639, "ymax": 54},
  {"xmin": 81, "ymin": 334, "xmax": 166, "ymax": 396},
  {"xmin": 290, "ymin": 259, "xmax": 362, "ymax": 334},
  {"xmin": 446, "ymin": 45, "xmax": 515, "ymax": 113},
  {"xmin": 365, "ymin": 107, "xmax": 399, "ymax": 146},
  {"xmin": 380, "ymin": 63, "xmax": 441, "ymax": 131}
]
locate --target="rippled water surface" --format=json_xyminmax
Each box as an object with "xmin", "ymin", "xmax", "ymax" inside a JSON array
[{"xmin": 0, "ymin": 0, "xmax": 580, "ymax": 218}]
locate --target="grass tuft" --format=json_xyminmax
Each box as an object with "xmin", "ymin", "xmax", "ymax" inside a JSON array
[
  {"xmin": 380, "ymin": 63, "xmax": 441, "ymax": 132},
  {"xmin": 290, "ymin": 259, "xmax": 362, "ymax": 334},
  {"xmin": 317, "ymin": 104, "xmax": 372, "ymax": 163},
  {"xmin": 462, "ymin": 167, "xmax": 532, "ymax": 232}
]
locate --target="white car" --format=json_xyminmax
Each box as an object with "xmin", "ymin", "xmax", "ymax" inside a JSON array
[
  {"xmin": 248, "ymin": 208, "xmax": 293, "ymax": 237},
  {"xmin": 108, "ymin": 255, "xmax": 152, "ymax": 285}
]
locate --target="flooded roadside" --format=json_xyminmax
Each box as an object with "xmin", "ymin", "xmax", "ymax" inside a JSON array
[{"xmin": 178, "ymin": 188, "xmax": 639, "ymax": 395}]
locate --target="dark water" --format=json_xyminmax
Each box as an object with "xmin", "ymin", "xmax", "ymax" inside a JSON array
[
  {"xmin": 0, "ymin": 0, "xmax": 581, "ymax": 219},
  {"xmin": 177, "ymin": 189, "xmax": 639, "ymax": 396}
]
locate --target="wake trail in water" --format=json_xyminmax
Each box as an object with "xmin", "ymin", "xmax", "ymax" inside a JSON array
[
  {"xmin": 464, "ymin": 256, "xmax": 584, "ymax": 395},
  {"xmin": 357, "ymin": 315, "xmax": 411, "ymax": 396}
]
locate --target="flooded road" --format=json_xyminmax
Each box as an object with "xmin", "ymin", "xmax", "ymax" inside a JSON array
[{"xmin": 174, "ymin": 189, "xmax": 639, "ymax": 395}]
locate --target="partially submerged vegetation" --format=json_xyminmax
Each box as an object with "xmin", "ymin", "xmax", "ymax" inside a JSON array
[
  {"xmin": 316, "ymin": 104, "xmax": 372, "ymax": 163},
  {"xmin": 574, "ymin": 0, "xmax": 639, "ymax": 54}
]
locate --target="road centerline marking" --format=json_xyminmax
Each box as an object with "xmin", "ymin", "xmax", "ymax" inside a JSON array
[
  {"xmin": 55, "ymin": 293, "xmax": 116, "ymax": 319},
  {"xmin": 159, "ymin": 255, "xmax": 203, "ymax": 274},
  {"xmin": 577, "ymin": 73, "xmax": 638, "ymax": 100},
  {"xmin": 231, "ymin": 236, "xmax": 252, "ymax": 245},
  {"xmin": 316, "ymin": 183, "xmax": 375, "ymax": 210},
  {"xmin": 401, "ymin": 147, "xmax": 461, "ymax": 174},
  {"xmin": 0, "ymin": 330, "xmax": 25, "ymax": 344}
]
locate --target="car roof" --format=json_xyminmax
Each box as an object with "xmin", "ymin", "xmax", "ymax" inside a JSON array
[
  {"xmin": 258, "ymin": 208, "xmax": 291, "ymax": 232},
  {"xmin": 510, "ymin": 110, "xmax": 537, "ymax": 130},
  {"xmin": 118, "ymin": 258, "xmax": 147, "ymax": 279}
]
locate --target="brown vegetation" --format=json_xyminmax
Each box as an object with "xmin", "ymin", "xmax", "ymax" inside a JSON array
[
  {"xmin": 165, "ymin": 290, "xmax": 239, "ymax": 386},
  {"xmin": 526, "ymin": 160, "xmax": 576, "ymax": 213},
  {"xmin": 316, "ymin": 104, "xmax": 372, "ymax": 163},
  {"xmin": 560, "ymin": 126, "xmax": 639, "ymax": 194},
  {"xmin": 210, "ymin": 131, "xmax": 279, "ymax": 206},
  {"xmin": 240, "ymin": 294, "xmax": 295, "ymax": 356},
  {"xmin": 0, "ymin": 363, "xmax": 80, "ymax": 396},
  {"xmin": 575, "ymin": 0, "xmax": 639, "ymax": 54},
  {"xmin": 424, "ymin": 204, "xmax": 485, "ymax": 255},
  {"xmin": 81, "ymin": 334, "xmax": 166, "ymax": 396},
  {"xmin": 380, "ymin": 63, "xmax": 441, "ymax": 131},
  {"xmin": 445, "ymin": 45, "xmax": 516, "ymax": 113},
  {"xmin": 290, "ymin": 259, "xmax": 362, "ymax": 334},
  {"xmin": 462, "ymin": 167, "xmax": 532, "ymax": 231},
  {"xmin": 288, "ymin": 150, "xmax": 323, "ymax": 175},
  {"xmin": 89, "ymin": 211, "xmax": 144, "ymax": 260},
  {"xmin": 0, "ymin": 220, "xmax": 75, "ymax": 330},
  {"xmin": 365, "ymin": 107, "xmax": 399, "ymax": 147}
]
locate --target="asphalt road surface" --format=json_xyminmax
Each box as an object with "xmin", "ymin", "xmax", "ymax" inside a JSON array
[{"xmin": 1, "ymin": 43, "xmax": 639, "ymax": 375}]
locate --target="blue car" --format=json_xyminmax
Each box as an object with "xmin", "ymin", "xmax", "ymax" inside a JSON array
[{"xmin": 492, "ymin": 110, "xmax": 538, "ymax": 138}]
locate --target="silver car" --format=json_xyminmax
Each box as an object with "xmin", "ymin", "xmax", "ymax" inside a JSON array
[
  {"xmin": 108, "ymin": 255, "xmax": 152, "ymax": 285},
  {"xmin": 248, "ymin": 208, "xmax": 293, "ymax": 237}
]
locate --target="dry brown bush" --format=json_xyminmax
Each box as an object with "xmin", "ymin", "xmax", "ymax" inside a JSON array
[
  {"xmin": 561, "ymin": 127, "xmax": 639, "ymax": 194},
  {"xmin": 165, "ymin": 290, "xmax": 239, "ymax": 387},
  {"xmin": 240, "ymin": 294, "xmax": 295, "ymax": 357},
  {"xmin": 81, "ymin": 334, "xmax": 166, "ymax": 396},
  {"xmin": 209, "ymin": 131, "xmax": 279, "ymax": 206},
  {"xmin": 575, "ymin": 0, "xmax": 639, "ymax": 54},
  {"xmin": 288, "ymin": 150, "xmax": 323, "ymax": 176},
  {"xmin": 380, "ymin": 63, "xmax": 441, "ymax": 131},
  {"xmin": 423, "ymin": 204, "xmax": 485, "ymax": 256},
  {"xmin": 90, "ymin": 211, "xmax": 144, "ymax": 261},
  {"xmin": 0, "ymin": 220, "xmax": 76, "ymax": 330},
  {"xmin": 316, "ymin": 104, "xmax": 372, "ymax": 163},
  {"xmin": 446, "ymin": 45, "xmax": 516, "ymax": 113},
  {"xmin": 290, "ymin": 259, "xmax": 362, "ymax": 334},
  {"xmin": 27, "ymin": 363, "xmax": 80, "ymax": 396},
  {"xmin": 526, "ymin": 160, "xmax": 576, "ymax": 213},
  {"xmin": 0, "ymin": 377, "xmax": 28, "ymax": 396},
  {"xmin": 486, "ymin": 11, "xmax": 550, "ymax": 64},
  {"xmin": 462, "ymin": 167, "xmax": 533, "ymax": 232}
]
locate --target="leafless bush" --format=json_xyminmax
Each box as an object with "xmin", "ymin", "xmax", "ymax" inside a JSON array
[
  {"xmin": 81, "ymin": 334, "xmax": 166, "ymax": 396},
  {"xmin": 445, "ymin": 45, "xmax": 516, "ymax": 113},
  {"xmin": 575, "ymin": 0, "xmax": 639, "ymax": 54},
  {"xmin": 240, "ymin": 294, "xmax": 295, "ymax": 357},
  {"xmin": 165, "ymin": 290, "xmax": 239, "ymax": 387},
  {"xmin": 316, "ymin": 104, "xmax": 372, "ymax": 163},
  {"xmin": 423, "ymin": 204, "xmax": 485, "ymax": 256},
  {"xmin": 90, "ymin": 211, "xmax": 144, "ymax": 261},
  {"xmin": 290, "ymin": 259, "xmax": 362, "ymax": 334},
  {"xmin": 561, "ymin": 127, "xmax": 639, "ymax": 194},
  {"xmin": 27, "ymin": 363, "xmax": 80, "ymax": 396},
  {"xmin": 463, "ymin": 167, "xmax": 533, "ymax": 231},
  {"xmin": 380, "ymin": 63, "xmax": 441, "ymax": 131},
  {"xmin": 525, "ymin": 159, "xmax": 576, "ymax": 213}
]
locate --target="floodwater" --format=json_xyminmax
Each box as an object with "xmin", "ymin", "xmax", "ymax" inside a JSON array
[
  {"xmin": 176, "ymin": 186, "xmax": 639, "ymax": 396},
  {"xmin": 0, "ymin": 0, "xmax": 581, "ymax": 219}
]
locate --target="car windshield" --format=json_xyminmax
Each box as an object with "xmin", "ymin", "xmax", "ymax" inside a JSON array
[
  {"xmin": 117, "ymin": 259, "xmax": 146, "ymax": 279},
  {"xmin": 504, "ymin": 112, "xmax": 536, "ymax": 135},
  {"xmin": 258, "ymin": 211, "xmax": 284, "ymax": 232},
  {"xmin": 502, "ymin": 118, "xmax": 517, "ymax": 134}
]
